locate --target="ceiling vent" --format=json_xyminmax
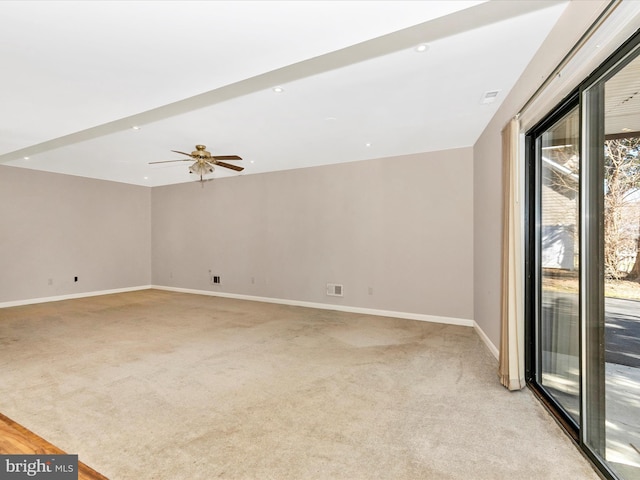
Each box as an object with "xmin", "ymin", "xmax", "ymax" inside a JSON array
[{"xmin": 480, "ymin": 90, "xmax": 501, "ymax": 104}]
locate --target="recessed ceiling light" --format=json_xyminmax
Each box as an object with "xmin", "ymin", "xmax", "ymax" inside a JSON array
[
  {"xmin": 23, "ymin": 156, "xmax": 29, "ymax": 160},
  {"xmin": 272, "ymin": 87, "xmax": 284, "ymax": 93},
  {"xmin": 325, "ymin": 116, "xmax": 337, "ymax": 121},
  {"xmin": 250, "ymin": 160, "xmax": 255, "ymax": 164},
  {"xmin": 414, "ymin": 43, "xmax": 429, "ymax": 53},
  {"xmin": 365, "ymin": 143, "xmax": 372, "ymax": 147},
  {"xmin": 143, "ymin": 176, "xmax": 149, "ymax": 180},
  {"xmin": 132, "ymin": 125, "xmax": 140, "ymax": 130}
]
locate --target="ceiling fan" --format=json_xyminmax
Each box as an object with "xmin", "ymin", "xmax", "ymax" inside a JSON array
[{"xmin": 149, "ymin": 144, "xmax": 244, "ymax": 181}]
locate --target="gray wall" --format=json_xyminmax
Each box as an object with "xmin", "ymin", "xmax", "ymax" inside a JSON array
[
  {"xmin": 152, "ymin": 149, "xmax": 474, "ymax": 321},
  {"xmin": 1, "ymin": 147, "xmax": 473, "ymax": 321},
  {"xmin": 0, "ymin": 165, "xmax": 151, "ymax": 303}
]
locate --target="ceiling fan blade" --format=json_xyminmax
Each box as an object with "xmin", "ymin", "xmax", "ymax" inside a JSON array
[
  {"xmin": 148, "ymin": 159, "xmax": 191, "ymax": 164},
  {"xmin": 170, "ymin": 150, "xmax": 194, "ymax": 157},
  {"xmin": 214, "ymin": 161, "xmax": 244, "ymax": 172},
  {"xmin": 211, "ymin": 155, "xmax": 242, "ymax": 161}
]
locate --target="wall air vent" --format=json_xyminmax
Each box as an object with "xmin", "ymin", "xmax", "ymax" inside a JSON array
[{"xmin": 326, "ymin": 283, "xmax": 343, "ymax": 297}]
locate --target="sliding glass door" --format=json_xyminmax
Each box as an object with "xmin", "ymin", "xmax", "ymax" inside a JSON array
[{"xmin": 528, "ymin": 31, "xmax": 640, "ymax": 480}]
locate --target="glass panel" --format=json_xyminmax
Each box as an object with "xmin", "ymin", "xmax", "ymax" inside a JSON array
[
  {"xmin": 538, "ymin": 106, "xmax": 581, "ymax": 422},
  {"xmin": 602, "ymin": 53, "xmax": 640, "ymax": 479}
]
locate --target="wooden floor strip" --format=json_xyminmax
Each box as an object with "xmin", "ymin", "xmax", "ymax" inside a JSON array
[{"xmin": 0, "ymin": 412, "xmax": 108, "ymax": 480}]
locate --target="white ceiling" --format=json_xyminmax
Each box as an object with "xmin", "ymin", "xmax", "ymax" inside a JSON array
[{"xmin": 0, "ymin": 1, "xmax": 569, "ymax": 186}]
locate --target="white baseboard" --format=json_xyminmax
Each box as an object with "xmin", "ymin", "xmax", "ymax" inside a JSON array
[
  {"xmin": 152, "ymin": 285, "xmax": 475, "ymax": 327},
  {"xmin": 474, "ymin": 321, "xmax": 499, "ymax": 360},
  {"xmin": 1, "ymin": 284, "xmax": 478, "ymax": 332},
  {"xmin": 0, "ymin": 285, "xmax": 152, "ymax": 309}
]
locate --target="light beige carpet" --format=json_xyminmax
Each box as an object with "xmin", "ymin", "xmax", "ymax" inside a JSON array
[{"xmin": 0, "ymin": 289, "xmax": 600, "ymax": 479}]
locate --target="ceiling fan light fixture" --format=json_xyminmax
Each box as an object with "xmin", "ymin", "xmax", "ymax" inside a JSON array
[
  {"xmin": 188, "ymin": 161, "xmax": 214, "ymax": 177},
  {"xmin": 149, "ymin": 145, "xmax": 243, "ymax": 181}
]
